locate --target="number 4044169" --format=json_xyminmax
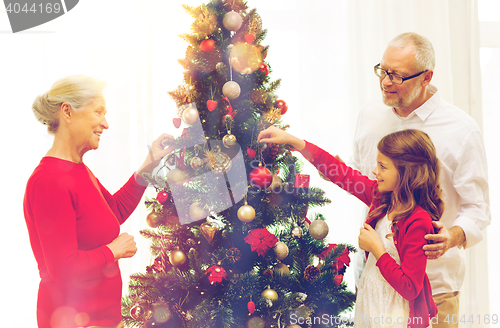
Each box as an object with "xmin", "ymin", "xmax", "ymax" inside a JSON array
[
  {"xmin": 443, "ymin": 314, "xmax": 498, "ymax": 325},
  {"xmin": 6, "ymin": 2, "xmax": 62, "ymax": 14}
]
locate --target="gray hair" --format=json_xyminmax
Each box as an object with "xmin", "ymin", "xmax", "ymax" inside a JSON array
[
  {"xmin": 32, "ymin": 75, "xmax": 106, "ymax": 134},
  {"xmin": 388, "ymin": 32, "xmax": 435, "ymax": 72}
]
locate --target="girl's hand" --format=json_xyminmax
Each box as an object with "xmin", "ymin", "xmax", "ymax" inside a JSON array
[
  {"xmin": 257, "ymin": 126, "xmax": 306, "ymax": 151},
  {"xmin": 358, "ymin": 223, "xmax": 386, "ymax": 259}
]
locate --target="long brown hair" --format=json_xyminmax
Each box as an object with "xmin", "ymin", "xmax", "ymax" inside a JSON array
[{"xmin": 368, "ymin": 129, "xmax": 444, "ymax": 235}]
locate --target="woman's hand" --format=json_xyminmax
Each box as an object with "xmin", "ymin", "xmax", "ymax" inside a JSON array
[
  {"xmin": 106, "ymin": 233, "xmax": 137, "ymax": 261},
  {"xmin": 136, "ymin": 134, "xmax": 175, "ymax": 185},
  {"xmin": 358, "ymin": 223, "xmax": 386, "ymax": 260},
  {"xmin": 257, "ymin": 126, "xmax": 306, "ymax": 151}
]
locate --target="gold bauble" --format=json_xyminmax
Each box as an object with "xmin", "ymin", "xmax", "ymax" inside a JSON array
[
  {"xmin": 200, "ymin": 222, "xmax": 217, "ymax": 243},
  {"xmin": 308, "ymin": 220, "xmax": 329, "ymax": 240},
  {"xmin": 222, "ymin": 133, "xmax": 237, "ymax": 148},
  {"xmin": 273, "ymin": 241, "xmax": 289, "ymax": 260},
  {"xmin": 146, "ymin": 211, "xmax": 163, "ymax": 228},
  {"xmin": 237, "ymin": 204, "xmax": 255, "ymax": 223},
  {"xmin": 190, "ymin": 156, "xmax": 204, "ymax": 169},
  {"xmin": 261, "ymin": 288, "xmax": 278, "ymax": 301},
  {"xmin": 287, "ymin": 325, "xmax": 302, "ymax": 328},
  {"xmin": 169, "ymin": 249, "xmax": 187, "ymax": 267},
  {"xmin": 189, "ymin": 202, "xmax": 208, "ymax": 222},
  {"xmin": 181, "ymin": 106, "xmax": 199, "ymax": 125},
  {"xmin": 167, "ymin": 168, "xmax": 189, "ymax": 185},
  {"xmin": 273, "ymin": 263, "xmax": 290, "ymax": 276},
  {"xmin": 152, "ymin": 300, "xmax": 171, "ymax": 323}
]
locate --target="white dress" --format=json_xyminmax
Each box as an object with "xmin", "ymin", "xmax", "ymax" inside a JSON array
[{"xmin": 354, "ymin": 216, "xmax": 410, "ymax": 328}]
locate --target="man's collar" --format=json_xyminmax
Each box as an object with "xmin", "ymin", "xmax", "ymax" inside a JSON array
[{"xmin": 393, "ymin": 85, "xmax": 439, "ymax": 121}]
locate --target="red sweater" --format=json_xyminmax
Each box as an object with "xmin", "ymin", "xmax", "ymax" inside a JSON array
[
  {"xmin": 23, "ymin": 157, "xmax": 146, "ymax": 328},
  {"xmin": 300, "ymin": 141, "xmax": 437, "ymax": 328}
]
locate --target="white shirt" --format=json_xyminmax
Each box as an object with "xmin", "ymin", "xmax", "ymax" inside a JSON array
[{"xmin": 349, "ymin": 85, "xmax": 490, "ymax": 294}]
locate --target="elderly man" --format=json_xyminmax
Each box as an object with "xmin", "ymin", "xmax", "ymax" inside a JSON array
[{"xmin": 349, "ymin": 32, "xmax": 490, "ymax": 328}]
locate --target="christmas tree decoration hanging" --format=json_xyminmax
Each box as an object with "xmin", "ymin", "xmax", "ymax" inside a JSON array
[
  {"xmin": 230, "ymin": 42, "xmax": 262, "ymax": 74},
  {"xmin": 146, "ymin": 211, "xmax": 163, "ymax": 228},
  {"xmin": 333, "ymin": 274, "xmax": 343, "ymax": 286},
  {"xmin": 222, "ymin": 10, "xmax": 243, "ymax": 31},
  {"xmin": 259, "ymin": 62, "xmax": 269, "ymax": 76},
  {"xmin": 273, "ymin": 241, "xmax": 289, "ymax": 260},
  {"xmin": 222, "ymin": 80, "xmax": 241, "ymax": 99},
  {"xmin": 172, "ymin": 117, "xmax": 182, "ymax": 129},
  {"xmin": 169, "ymin": 249, "xmax": 187, "ymax": 267},
  {"xmin": 246, "ymin": 148, "xmax": 257, "ymax": 160},
  {"xmin": 273, "ymin": 263, "xmax": 290, "ymax": 276},
  {"xmin": 156, "ymin": 190, "xmax": 169, "ymax": 204},
  {"xmin": 274, "ymin": 99, "xmax": 288, "ymax": 115},
  {"xmin": 291, "ymin": 223, "xmax": 303, "ymax": 239},
  {"xmin": 203, "ymin": 145, "xmax": 232, "ymax": 174},
  {"xmin": 261, "ymin": 288, "xmax": 278, "ymax": 301},
  {"xmin": 130, "ymin": 302, "xmax": 149, "ymax": 321},
  {"xmin": 206, "ymin": 99, "xmax": 218, "ymax": 111},
  {"xmin": 247, "ymin": 299, "xmax": 256, "ymax": 314},
  {"xmin": 181, "ymin": 104, "xmax": 200, "ymax": 125},
  {"xmin": 167, "ymin": 168, "xmax": 189, "ymax": 185},
  {"xmin": 200, "ymin": 38, "xmax": 216, "ymax": 52},
  {"xmin": 237, "ymin": 201, "xmax": 255, "ymax": 223},
  {"xmin": 206, "ymin": 265, "xmax": 228, "ymax": 284},
  {"xmin": 200, "ymin": 221, "xmax": 217, "ymax": 243},
  {"xmin": 152, "ymin": 300, "xmax": 172, "ymax": 324},
  {"xmin": 249, "ymin": 164, "xmax": 273, "ymax": 189},
  {"xmin": 190, "ymin": 155, "xmax": 204, "ymax": 169},
  {"xmin": 244, "ymin": 33, "xmax": 255, "ymax": 43},
  {"xmin": 189, "ymin": 201, "xmax": 208, "ymax": 222},
  {"xmin": 308, "ymin": 219, "xmax": 329, "ymax": 240}
]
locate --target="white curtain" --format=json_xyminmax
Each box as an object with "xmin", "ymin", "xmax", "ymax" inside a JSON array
[{"xmin": 0, "ymin": 0, "xmax": 490, "ymax": 327}]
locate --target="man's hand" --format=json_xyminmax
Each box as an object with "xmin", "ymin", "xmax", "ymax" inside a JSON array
[{"xmin": 423, "ymin": 221, "xmax": 466, "ymax": 259}]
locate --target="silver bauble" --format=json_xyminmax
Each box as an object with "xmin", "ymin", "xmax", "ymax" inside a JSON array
[{"xmin": 222, "ymin": 11, "xmax": 243, "ymax": 31}]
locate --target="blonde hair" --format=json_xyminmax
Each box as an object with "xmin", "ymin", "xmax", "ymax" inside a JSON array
[
  {"xmin": 388, "ymin": 32, "xmax": 435, "ymax": 72},
  {"xmin": 368, "ymin": 129, "xmax": 444, "ymax": 236},
  {"xmin": 32, "ymin": 75, "xmax": 106, "ymax": 134}
]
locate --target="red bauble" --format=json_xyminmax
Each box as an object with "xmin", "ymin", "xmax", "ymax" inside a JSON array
[
  {"xmin": 173, "ymin": 117, "xmax": 181, "ymax": 129},
  {"xmin": 275, "ymin": 99, "xmax": 288, "ymax": 115},
  {"xmin": 244, "ymin": 33, "xmax": 255, "ymax": 44},
  {"xmin": 246, "ymin": 148, "xmax": 256, "ymax": 160},
  {"xmin": 249, "ymin": 165, "xmax": 273, "ymax": 189},
  {"xmin": 247, "ymin": 301, "xmax": 255, "ymax": 314},
  {"xmin": 259, "ymin": 62, "xmax": 269, "ymax": 76},
  {"xmin": 206, "ymin": 265, "xmax": 227, "ymax": 285},
  {"xmin": 200, "ymin": 39, "xmax": 215, "ymax": 52},
  {"xmin": 207, "ymin": 100, "xmax": 218, "ymax": 111},
  {"xmin": 156, "ymin": 191, "xmax": 169, "ymax": 204},
  {"xmin": 334, "ymin": 274, "xmax": 343, "ymax": 286}
]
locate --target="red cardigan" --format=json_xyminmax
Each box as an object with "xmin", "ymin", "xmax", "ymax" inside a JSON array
[
  {"xmin": 300, "ymin": 141, "xmax": 437, "ymax": 328},
  {"xmin": 23, "ymin": 157, "xmax": 146, "ymax": 328}
]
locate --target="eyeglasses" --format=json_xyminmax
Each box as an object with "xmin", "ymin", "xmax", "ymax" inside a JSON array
[{"xmin": 374, "ymin": 64, "xmax": 427, "ymax": 85}]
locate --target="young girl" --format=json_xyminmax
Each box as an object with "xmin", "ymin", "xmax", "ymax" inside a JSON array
[{"xmin": 257, "ymin": 127, "xmax": 441, "ymax": 328}]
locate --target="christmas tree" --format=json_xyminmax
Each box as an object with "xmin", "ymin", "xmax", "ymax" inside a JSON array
[{"xmin": 122, "ymin": 1, "xmax": 356, "ymax": 327}]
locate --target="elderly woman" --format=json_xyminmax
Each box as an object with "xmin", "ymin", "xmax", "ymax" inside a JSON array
[{"xmin": 24, "ymin": 75, "xmax": 174, "ymax": 328}]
